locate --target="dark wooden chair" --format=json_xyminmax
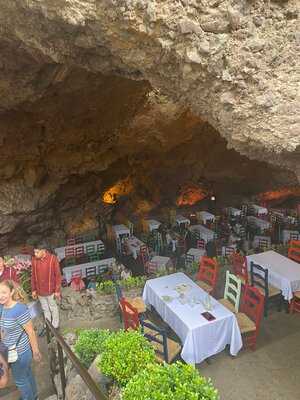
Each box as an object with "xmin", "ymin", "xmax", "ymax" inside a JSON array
[{"xmin": 250, "ymin": 261, "xmax": 283, "ymax": 317}]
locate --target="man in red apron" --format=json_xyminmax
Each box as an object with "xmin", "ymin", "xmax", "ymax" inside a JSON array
[{"xmin": 31, "ymin": 246, "xmax": 62, "ymax": 334}]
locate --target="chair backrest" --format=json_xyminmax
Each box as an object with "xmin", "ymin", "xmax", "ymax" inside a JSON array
[
  {"xmin": 230, "ymin": 253, "xmax": 248, "ymax": 284},
  {"xmin": 66, "ymin": 238, "xmax": 76, "ymax": 246},
  {"xmin": 196, "ymin": 256, "xmax": 218, "ymax": 289},
  {"xmin": 65, "ymin": 246, "xmax": 75, "ymax": 258},
  {"xmin": 146, "ymin": 261, "xmax": 158, "ymax": 275},
  {"xmin": 196, "ymin": 239, "xmax": 205, "ymax": 249},
  {"xmin": 119, "ymin": 298, "xmax": 140, "ymax": 330},
  {"xmin": 75, "ymin": 245, "xmax": 84, "ymax": 257},
  {"xmin": 96, "ymin": 243, "xmax": 105, "ymax": 254},
  {"xmin": 258, "ymin": 238, "xmax": 269, "ymax": 251},
  {"xmin": 224, "ymin": 246, "xmax": 235, "ymax": 256},
  {"xmin": 250, "ymin": 261, "xmax": 268, "ymax": 298},
  {"xmin": 71, "ymin": 269, "xmax": 82, "ymax": 278},
  {"xmin": 290, "ymin": 232, "xmax": 300, "ymax": 242},
  {"xmin": 185, "ymin": 254, "xmax": 195, "ymax": 267},
  {"xmin": 223, "ymin": 271, "xmax": 242, "ymax": 312},
  {"xmin": 240, "ymin": 285, "xmax": 265, "ymax": 332},
  {"xmin": 86, "ymin": 244, "xmax": 96, "ymax": 255},
  {"xmin": 86, "ymin": 266, "xmax": 97, "ymax": 279},
  {"xmin": 140, "ymin": 319, "xmax": 169, "ymax": 362}
]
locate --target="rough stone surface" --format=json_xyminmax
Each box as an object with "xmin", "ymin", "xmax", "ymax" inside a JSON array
[{"xmin": 60, "ymin": 286, "xmax": 142, "ymax": 321}]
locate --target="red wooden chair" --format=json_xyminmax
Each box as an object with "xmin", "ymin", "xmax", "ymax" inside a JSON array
[
  {"xmin": 65, "ymin": 246, "xmax": 75, "ymax": 258},
  {"xmin": 196, "ymin": 239, "xmax": 205, "ymax": 250},
  {"xmin": 145, "ymin": 261, "xmax": 158, "ymax": 276},
  {"xmin": 236, "ymin": 285, "xmax": 265, "ymax": 350},
  {"xmin": 75, "ymin": 245, "xmax": 84, "ymax": 257},
  {"xmin": 290, "ymin": 292, "xmax": 300, "ymax": 313},
  {"xmin": 66, "ymin": 238, "xmax": 76, "ymax": 246},
  {"xmin": 196, "ymin": 256, "xmax": 218, "ymax": 294},
  {"xmin": 288, "ymin": 240, "xmax": 300, "ymax": 263},
  {"xmin": 119, "ymin": 298, "xmax": 140, "ymax": 331},
  {"xmin": 230, "ymin": 252, "xmax": 249, "ymax": 285}
]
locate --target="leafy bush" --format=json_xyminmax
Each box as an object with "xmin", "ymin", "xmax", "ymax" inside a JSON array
[
  {"xmin": 96, "ymin": 276, "xmax": 147, "ymax": 295},
  {"xmin": 74, "ymin": 329, "xmax": 111, "ymax": 367},
  {"xmin": 98, "ymin": 330, "xmax": 155, "ymax": 386},
  {"xmin": 96, "ymin": 280, "xmax": 116, "ymax": 294},
  {"xmin": 122, "ymin": 362, "xmax": 219, "ymax": 400}
]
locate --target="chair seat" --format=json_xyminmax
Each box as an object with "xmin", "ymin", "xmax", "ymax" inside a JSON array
[
  {"xmin": 255, "ymin": 284, "xmax": 281, "ymax": 298},
  {"xmin": 294, "ymin": 291, "xmax": 300, "ymax": 299},
  {"xmin": 219, "ymin": 298, "xmax": 237, "ymax": 313},
  {"xmin": 196, "ymin": 281, "xmax": 213, "ymax": 293},
  {"xmin": 236, "ymin": 312, "xmax": 256, "ymax": 333},
  {"xmin": 153, "ymin": 337, "xmax": 181, "ymax": 363},
  {"xmin": 126, "ymin": 297, "xmax": 146, "ymax": 314}
]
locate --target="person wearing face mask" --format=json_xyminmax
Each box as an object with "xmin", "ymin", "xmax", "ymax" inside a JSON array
[
  {"xmin": 0, "ymin": 257, "xmax": 18, "ymax": 283},
  {"xmin": 0, "ymin": 280, "xmax": 41, "ymax": 399}
]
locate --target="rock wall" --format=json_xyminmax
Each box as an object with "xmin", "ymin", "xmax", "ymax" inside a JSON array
[{"xmin": 0, "ymin": 0, "xmax": 299, "ymax": 171}]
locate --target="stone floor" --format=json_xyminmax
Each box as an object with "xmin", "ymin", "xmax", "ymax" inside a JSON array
[
  {"xmin": 199, "ymin": 311, "xmax": 300, "ymax": 400},
  {"xmin": 2, "ymin": 310, "xmax": 300, "ymax": 400}
]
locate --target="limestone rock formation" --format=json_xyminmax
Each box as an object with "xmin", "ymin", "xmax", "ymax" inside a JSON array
[{"xmin": 0, "ymin": 0, "xmax": 299, "ymax": 169}]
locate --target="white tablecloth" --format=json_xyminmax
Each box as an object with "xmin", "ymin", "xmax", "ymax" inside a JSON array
[
  {"xmin": 176, "ymin": 215, "xmax": 191, "ymax": 226},
  {"xmin": 247, "ymin": 251, "xmax": 300, "ymax": 301},
  {"xmin": 146, "ymin": 219, "xmax": 161, "ymax": 232},
  {"xmin": 252, "ymin": 204, "xmax": 268, "ymax": 215},
  {"xmin": 228, "ymin": 207, "xmax": 241, "ymax": 217},
  {"xmin": 189, "ymin": 224, "xmax": 216, "ymax": 243},
  {"xmin": 55, "ymin": 239, "xmax": 105, "ymax": 261},
  {"xmin": 282, "ymin": 230, "xmax": 299, "ymax": 244},
  {"xmin": 113, "ymin": 224, "xmax": 130, "ymax": 238},
  {"xmin": 143, "ymin": 272, "xmax": 242, "ymax": 364},
  {"xmin": 151, "ymin": 256, "xmax": 172, "ymax": 271},
  {"xmin": 198, "ymin": 211, "xmax": 215, "ymax": 224},
  {"xmin": 186, "ymin": 248, "xmax": 206, "ymax": 262},
  {"xmin": 126, "ymin": 236, "xmax": 145, "ymax": 259},
  {"xmin": 63, "ymin": 257, "xmax": 115, "ymax": 283},
  {"xmin": 247, "ymin": 216, "xmax": 271, "ymax": 231}
]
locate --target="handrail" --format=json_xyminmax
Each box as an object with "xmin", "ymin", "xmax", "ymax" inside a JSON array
[{"xmin": 45, "ymin": 319, "xmax": 108, "ymax": 400}]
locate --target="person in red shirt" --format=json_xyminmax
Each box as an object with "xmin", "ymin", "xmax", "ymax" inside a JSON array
[
  {"xmin": 31, "ymin": 246, "xmax": 62, "ymax": 333},
  {"xmin": 0, "ymin": 257, "xmax": 18, "ymax": 283}
]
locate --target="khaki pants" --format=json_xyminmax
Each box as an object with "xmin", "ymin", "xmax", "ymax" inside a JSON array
[{"xmin": 38, "ymin": 294, "xmax": 60, "ymax": 328}]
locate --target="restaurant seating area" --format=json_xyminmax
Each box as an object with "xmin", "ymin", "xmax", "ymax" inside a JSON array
[{"xmin": 39, "ymin": 200, "xmax": 299, "ymax": 371}]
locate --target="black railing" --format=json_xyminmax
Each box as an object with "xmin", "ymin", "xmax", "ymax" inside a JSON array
[{"xmin": 45, "ymin": 320, "xmax": 108, "ymax": 400}]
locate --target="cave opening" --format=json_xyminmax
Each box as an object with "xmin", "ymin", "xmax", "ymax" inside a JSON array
[{"xmin": 0, "ymin": 69, "xmax": 299, "ymax": 253}]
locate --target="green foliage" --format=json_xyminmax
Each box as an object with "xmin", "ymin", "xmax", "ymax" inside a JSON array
[
  {"xmin": 96, "ymin": 280, "xmax": 115, "ymax": 294},
  {"xmin": 74, "ymin": 329, "xmax": 111, "ymax": 368},
  {"xmin": 96, "ymin": 276, "xmax": 147, "ymax": 295},
  {"xmin": 98, "ymin": 330, "xmax": 155, "ymax": 386},
  {"xmin": 122, "ymin": 362, "xmax": 219, "ymax": 400},
  {"xmin": 19, "ymin": 270, "xmax": 32, "ymax": 298}
]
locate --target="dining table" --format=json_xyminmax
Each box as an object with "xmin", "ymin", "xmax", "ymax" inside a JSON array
[
  {"xmin": 189, "ymin": 224, "xmax": 216, "ymax": 243},
  {"xmin": 143, "ymin": 272, "xmax": 243, "ymax": 365},
  {"xmin": 247, "ymin": 251, "xmax": 300, "ymax": 301}
]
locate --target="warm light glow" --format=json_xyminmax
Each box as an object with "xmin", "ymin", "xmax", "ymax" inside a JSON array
[
  {"xmin": 102, "ymin": 177, "xmax": 134, "ymax": 204},
  {"xmin": 176, "ymin": 185, "xmax": 207, "ymax": 206},
  {"xmin": 257, "ymin": 186, "xmax": 300, "ymax": 202}
]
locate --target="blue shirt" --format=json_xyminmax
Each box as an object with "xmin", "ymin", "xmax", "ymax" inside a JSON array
[{"xmin": 0, "ymin": 303, "xmax": 31, "ymax": 355}]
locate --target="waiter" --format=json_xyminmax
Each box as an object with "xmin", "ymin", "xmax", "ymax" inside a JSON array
[{"xmin": 31, "ymin": 244, "xmax": 62, "ymax": 334}]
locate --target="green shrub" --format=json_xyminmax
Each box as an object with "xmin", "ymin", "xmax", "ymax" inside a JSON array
[
  {"xmin": 96, "ymin": 276, "xmax": 147, "ymax": 295},
  {"xmin": 96, "ymin": 280, "xmax": 115, "ymax": 294},
  {"xmin": 122, "ymin": 362, "xmax": 219, "ymax": 400},
  {"xmin": 74, "ymin": 329, "xmax": 111, "ymax": 367},
  {"xmin": 98, "ymin": 330, "xmax": 155, "ymax": 386}
]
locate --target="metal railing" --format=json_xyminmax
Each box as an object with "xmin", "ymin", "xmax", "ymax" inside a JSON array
[{"xmin": 45, "ymin": 320, "xmax": 108, "ymax": 400}]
